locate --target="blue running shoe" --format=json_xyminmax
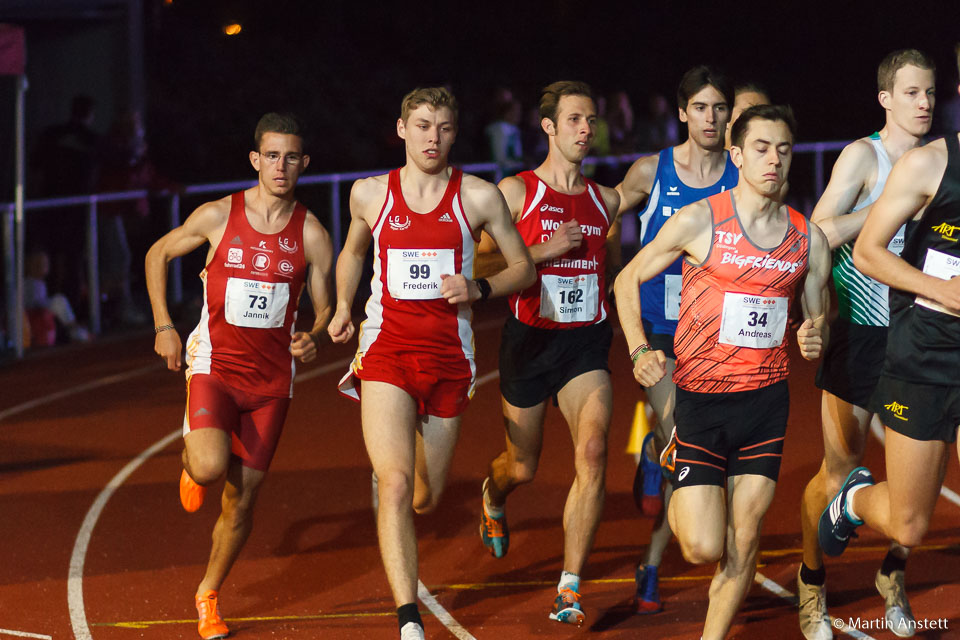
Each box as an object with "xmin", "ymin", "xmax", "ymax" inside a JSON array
[
  {"xmin": 634, "ymin": 564, "xmax": 662, "ymax": 614},
  {"xmin": 633, "ymin": 433, "xmax": 665, "ymax": 517},
  {"xmin": 819, "ymin": 466, "xmax": 874, "ymax": 557},
  {"xmin": 549, "ymin": 587, "xmax": 584, "ymax": 626},
  {"xmin": 479, "ymin": 478, "xmax": 509, "ymax": 558}
]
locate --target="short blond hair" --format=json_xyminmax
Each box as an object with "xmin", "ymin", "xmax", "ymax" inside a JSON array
[
  {"xmin": 400, "ymin": 87, "xmax": 458, "ymax": 126},
  {"xmin": 877, "ymin": 49, "xmax": 935, "ymax": 93}
]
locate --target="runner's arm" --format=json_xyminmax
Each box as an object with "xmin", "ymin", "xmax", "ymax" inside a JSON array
[
  {"xmin": 614, "ymin": 200, "xmax": 708, "ymax": 386},
  {"xmin": 291, "ymin": 214, "xmax": 334, "ymax": 362},
  {"xmin": 598, "ymin": 184, "xmax": 623, "ymax": 285},
  {"xmin": 458, "ymin": 178, "xmax": 535, "ymax": 302},
  {"xmin": 798, "ymin": 222, "xmax": 831, "ymax": 360},
  {"xmin": 853, "ymin": 146, "xmax": 960, "ymax": 310},
  {"xmin": 328, "ymin": 178, "xmax": 378, "ymax": 343},
  {"xmin": 810, "ymin": 140, "xmax": 874, "ymax": 249},
  {"xmin": 145, "ymin": 200, "xmax": 227, "ymax": 371},
  {"xmin": 608, "ymin": 154, "xmax": 656, "ymax": 262}
]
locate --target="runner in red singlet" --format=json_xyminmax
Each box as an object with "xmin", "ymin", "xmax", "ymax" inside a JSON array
[
  {"xmin": 328, "ymin": 87, "xmax": 534, "ymax": 640},
  {"xmin": 146, "ymin": 113, "xmax": 333, "ymax": 640},
  {"xmin": 473, "ymin": 81, "xmax": 620, "ymax": 626},
  {"xmin": 615, "ymin": 104, "xmax": 831, "ymax": 640}
]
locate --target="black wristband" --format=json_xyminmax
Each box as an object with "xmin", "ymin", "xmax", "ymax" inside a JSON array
[{"xmin": 475, "ymin": 278, "xmax": 492, "ymax": 301}]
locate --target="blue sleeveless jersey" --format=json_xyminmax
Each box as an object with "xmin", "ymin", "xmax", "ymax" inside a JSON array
[{"xmin": 638, "ymin": 147, "xmax": 739, "ymax": 336}]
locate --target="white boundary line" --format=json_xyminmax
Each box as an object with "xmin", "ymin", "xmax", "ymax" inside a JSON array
[
  {"xmin": 68, "ymin": 429, "xmax": 181, "ymax": 640},
  {"xmin": 64, "ymin": 355, "xmax": 483, "ymax": 639},
  {"xmin": 0, "ymin": 629, "xmax": 53, "ymax": 640},
  {"xmin": 0, "ymin": 363, "xmax": 159, "ymax": 423}
]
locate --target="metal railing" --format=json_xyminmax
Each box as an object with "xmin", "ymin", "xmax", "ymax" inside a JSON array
[{"xmin": 2, "ymin": 141, "xmax": 849, "ymax": 359}]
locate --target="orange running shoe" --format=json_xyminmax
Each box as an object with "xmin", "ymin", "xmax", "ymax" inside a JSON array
[
  {"xmin": 195, "ymin": 590, "xmax": 229, "ymax": 639},
  {"xmin": 180, "ymin": 469, "xmax": 206, "ymax": 513}
]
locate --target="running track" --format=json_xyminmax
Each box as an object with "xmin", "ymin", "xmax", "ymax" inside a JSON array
[{"xmin": 1, "ymin": 306, "xmax": 958, "ymax": 639}]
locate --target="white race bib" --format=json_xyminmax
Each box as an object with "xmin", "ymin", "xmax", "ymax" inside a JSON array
[
  {"xmin": 540, "ymin": 274, "xmax": 599, "ymax": 323},
  {"xmin": 915, "ymin": 248, "xmax": 960, "ymax": 318},
  {"xmin": 888, "ymin": 224, "xmax": 906, "ymax": 256},
  {"xmin": 386, "ymin": 248, "xmax": 455, "ymax": 300},
  {"xmin": 224, "ymin": 278, "xmax": 290, "ymax": 328},
  {"xmin": 664, "ymin": 274, "xmax": 682, "ymax": 321},
  {"xmin": 719, "ymin": 292, "xmax": 788, "ymax": 348}
]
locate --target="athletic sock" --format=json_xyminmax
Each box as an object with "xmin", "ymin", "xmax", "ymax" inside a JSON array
[
  {"xmin": 397, "ymin": 603, "xmax": 422, "ymax": 631},
  {"xmin": 559, "ymin": 571, "xmax": 580, "ymax": 593},
  {"xmin": 880, "ymin": 550, "xmax": 907, "ymax": 576},
  {"xmin": 845, "ymin": 484, "xmax": 865, "ymax": 522},
  {"xmin": 483, "ymin": 479, "xmax": 504, "ymax": 518},
  {"xmin": 800, "ymin": 562, "xmax": 826, "ymax": 586}
]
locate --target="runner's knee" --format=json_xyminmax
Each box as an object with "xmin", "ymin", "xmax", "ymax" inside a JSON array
[
  {"xmin": 186, "ymin": 451, "xmax": 228, "ymax": 486},
  {"xmin": 575, "ymin": 431, "xmax": 607, "ymax": 478},
  {"xmin": 376, "ymin": 470, "xmax": 414, "ymax": 509},
  {"xmin": 677, "ymin": 531, "xmax": 723, "ymax": 565},
  {"xmin": 891, "ymin": 514, "xmax": 930, "ymax": 549}
]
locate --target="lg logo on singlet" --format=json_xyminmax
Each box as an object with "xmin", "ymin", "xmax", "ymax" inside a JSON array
[{"xmin": 678, "ymin": 466, "xmax": 690, "ymax": 482}]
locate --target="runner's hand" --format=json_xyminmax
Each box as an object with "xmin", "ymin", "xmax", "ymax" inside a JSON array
[
  {"xmin": 933, "ymin": 276, "xmax": 960, "ymax": 313},
  {"xmin": 797, "ymin": 318, "xmax": 822, "ymax": 360},
  {"xmin": 290, "ymin": 331, "xmax": 317, "ymax": 363},
  {"xmin": 440, "ymin": 273, "xmax": 476, "ymax": 304},
  {"xmin": 155, "ymin": 329, "xmax": 182, "ymax": 372},
  {"xmin": 542, "ymin": 219, "xmax": 583, "ymax": 258},
  {"xmin": 633, "ymin": 349, "xmax": 667, "ymax": 387},
  {"xmin": 327, "ymin": 308, "xmax": 355, "ymax": 344}
]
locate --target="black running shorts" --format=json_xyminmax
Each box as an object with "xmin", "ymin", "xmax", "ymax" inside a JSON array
[
  {"xmin": 869, "ymin": 375, "xmax": 960, "ymax": 443},
  {"xmin": 815, "ymin": 318, "xmax": 887, "ymax": 408},
  {"xmin": 499, "ymin": 316, "xmax": 612, "ymax": 408},
  {"xmin": 672, "ymin": 381, "xmax": 789, "ymax": 488},
  {"xmin": 642, "ymin": 319, "xmax": 676, "ymax": 360}
]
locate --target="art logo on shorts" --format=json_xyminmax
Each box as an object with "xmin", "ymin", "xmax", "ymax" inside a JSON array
[
  {"xmin": 278, "ymin": 259, "xmax": 294, "ymax": 275},
  {"xmin": 279, "ymin": 237, "xmax": 298, "ymax": 253},
  {"xmin": 389, "ymin": 215, "xmax": 412, "ymax": 231},
  {"xmin": 884, "ymin": 401, "xmax": 909, "ymax": 421},
  {"xmin": 253, "ymin": 253, "xmax": 270, "ymax": 271},
  {"xmin": 932, "ymin": 222, "xmax": 960, "ymax": 242},
  {"xmin": 227, "ymin": 248, "xmax": 243, "ymax": 264}
]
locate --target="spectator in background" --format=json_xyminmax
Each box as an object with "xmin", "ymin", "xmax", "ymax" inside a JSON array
[
  {"xmin": 24, "ymin": 248, "xmax": 91, "ymax": 346},
  {"xmin": 485, "ymin": 96, "xmax": 523, "ymax": 169},
  {"xmin": 97, "ymin": 110, "xmax": 176, "ymax": 327},
  {"xmin": 607, "ymin": 90, "xmax": 637, "ymax": 154},
  {"xmin": 31, "ymin": 94, "xmax": 102, "ymax": 311},
  {"xmin": 636, "ymin": 93, "xmax": 678, "ymax": 151},
  {"xmin": 725, "ymin": 82, "xmax": 771, "ymax": 149},
  {"xmin": 33, "ymin": 94, "xmax": 100, "ymax": 197}
]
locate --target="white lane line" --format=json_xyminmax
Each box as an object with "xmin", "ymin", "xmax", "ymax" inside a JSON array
[
  {"xmin": 868, "ymin": 416, "xmax": 960, "ymax": 508},
  {"xmin": 754, "ymin": 572, "xmax": 876, "ymax": 639},
  {"xmin": 417, "ymin": 581, "xmax": 476, "ymax": 640},
  {"xmin": 68, "ymin": 429, "xmax": 181, "ymax": 640},
  {"xmin": 0, "ymin": 630, "xmax": 53, "ymax": 639},
  {"xmin": 0, "ymin": 363, "xmax": 159, "ymax": 423},
  {"xmin": 66, "ymin": 354, "xmax": 477, "ymax": 639},
  {"xmin": 412, "ymin": 368, "xmax": 502, "ymax": 639}
]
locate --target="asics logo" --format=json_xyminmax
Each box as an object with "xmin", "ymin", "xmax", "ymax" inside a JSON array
[
  {"xmin": 540, "ymin": 204, "xmax": 565, "ymax": 213},
  {"xmin": 678, "ymin": 466, "xmax": 690, "ymax": 482}
]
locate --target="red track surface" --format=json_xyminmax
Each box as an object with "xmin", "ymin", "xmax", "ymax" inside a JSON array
[{"xmin": 1, "ymin": 307, "xmax": 958, "ymax": 639}]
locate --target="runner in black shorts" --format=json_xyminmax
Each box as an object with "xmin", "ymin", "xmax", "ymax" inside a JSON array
[
  {"xmin": 671, "ymin": 381, "xmax": 788, "ymax": 489},
  {"xmin": 499, "ymin": 316, "xmax": 612, "ymax": 407},
  {"xmin": 801, "ymin": 50, "xmax": 936, "ymax": 640},
  {"xmin": 474, "ymin": 82, "xmax": 622, "ymax": 626}
]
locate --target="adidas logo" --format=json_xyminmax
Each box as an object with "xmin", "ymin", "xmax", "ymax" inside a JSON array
[
  {"xmin": 438, "ymin": 212, "xmax": 453, "ymax": 222},
  {"xmin": 193, "ymin": 407, "xmax": 211, "ymax": 417},
  {"xmin": 230, "ymin": 236, "xmax": 242, "ymax": 244}
]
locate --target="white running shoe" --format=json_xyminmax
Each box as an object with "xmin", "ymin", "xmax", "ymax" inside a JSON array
[
  {"xmin": 875, "ymin": 569, "xmax": 915, "ymax": 637},
  {"xmin": 400, "ymin": 621, "xmax": 425, "ymax": 640},
  {"xmin": 797, "ymin": 568, "xmax": 833, "ymax": 640}
]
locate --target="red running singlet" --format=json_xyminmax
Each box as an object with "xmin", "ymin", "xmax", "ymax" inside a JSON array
[
  {"xmin": 185, "ymin": 192, "xmax": 308, "ymax": 398},
  {"xmin": 508, "ymin": 170, "xmax": 611, "ymax": 329},
  {"xmin": 672, "ymin": 191, "xmax": 809, "ymax": 393},
  {"xmin": 340, "ymin": 167, "xmax": 478, "ymax": 402}
]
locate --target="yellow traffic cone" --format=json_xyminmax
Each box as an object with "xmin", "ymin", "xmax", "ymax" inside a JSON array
[{"xmin": 626, "ymin": 400, "xmax": 651, "ymax": 456}]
